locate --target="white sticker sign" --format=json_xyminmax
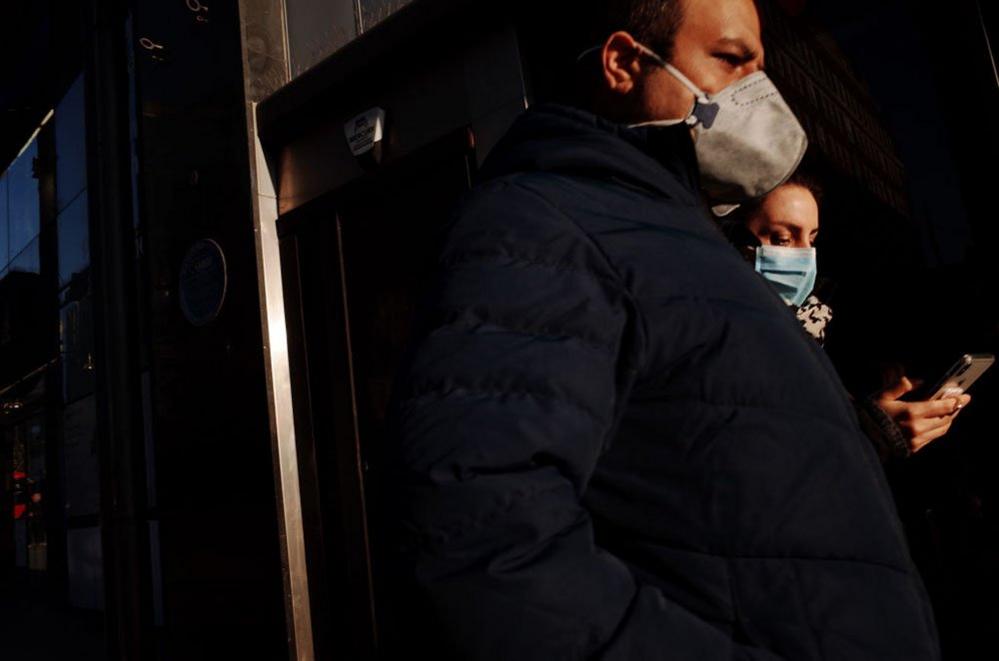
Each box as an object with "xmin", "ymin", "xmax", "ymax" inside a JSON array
[{"xmin": 345, "ymin": 107, "xmax": 386, "ymax": 157}]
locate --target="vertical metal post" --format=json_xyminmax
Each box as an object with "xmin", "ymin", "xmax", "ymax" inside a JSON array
[{"xmin": 84, "ymin": 0, "xmax": 154, "ymax": 657}]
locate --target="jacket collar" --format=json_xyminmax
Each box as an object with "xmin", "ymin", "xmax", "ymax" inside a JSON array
[{"xmin": 478, "ymin": 102, "xmax": 703, "ymax": 204}]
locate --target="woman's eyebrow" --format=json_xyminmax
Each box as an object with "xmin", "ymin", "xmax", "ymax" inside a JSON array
[{"xmin": 767, "ymin": 219, "xmax": 797, "ymax": 232}]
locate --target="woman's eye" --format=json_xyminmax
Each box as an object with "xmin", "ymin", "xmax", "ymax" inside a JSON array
[
  {"xmin": 715, "ymin": 53, "xmax": 742, "ymax": 66},
  {"xmin": 773, "ymin": 236, "xmax": 792, "ymax": 246}
]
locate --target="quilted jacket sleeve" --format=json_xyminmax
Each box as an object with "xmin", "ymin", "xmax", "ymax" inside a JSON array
[
  {"xmin": 853, "ymin": 394, "xmax": 911, "ymax": 463},
  {"xmin": 384, "ymin": 179, "xmax": 783, "ymax": 661}
]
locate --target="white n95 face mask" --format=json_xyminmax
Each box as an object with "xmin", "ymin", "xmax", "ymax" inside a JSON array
[{"xmin": 627, "ymin": 43, "xmax": 809, "ymax": 205}]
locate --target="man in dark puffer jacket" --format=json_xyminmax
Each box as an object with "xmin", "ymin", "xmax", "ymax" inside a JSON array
[{"xmin": 384, "ymin": 1, "xmax": 941, "ymax": 658}]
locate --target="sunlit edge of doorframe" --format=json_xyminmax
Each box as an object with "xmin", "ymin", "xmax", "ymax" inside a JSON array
[
  {"xmin": 237, "ymin": 1, "xmax": 314, "ymax": 657},
  {"xmin": 247, "ymin": 100, "xmax": 316, "ymax": 661}
]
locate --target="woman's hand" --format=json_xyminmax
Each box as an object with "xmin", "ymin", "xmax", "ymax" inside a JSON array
[{"xmin": 876, "ymin": 376, "xmax": 971, "ymax": 453}]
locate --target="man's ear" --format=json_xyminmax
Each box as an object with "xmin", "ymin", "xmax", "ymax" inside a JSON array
[{"xmin": 602, "ymin": 31, "xmax": 643, "ymax": 96}]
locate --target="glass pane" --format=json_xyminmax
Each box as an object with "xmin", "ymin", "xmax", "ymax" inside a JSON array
[
  {"xmin": 9, "ymin": 236, "xmax": 40, "ymax": 275},
  {"xmin": 7, "ymin": 139, "xmax": 41, "ymax": 257},
  {"xmin": 62, "ymin": 395, "xmax": 99, "ymax": 518},
  {"xmin": 57, "ymin": 190, "xmax": 89, "ymax": 289},
  {"xmin": 5, "ymin": 418, "xmax": 47, "ymax": 571},
  {"xmin": 23, "ymin": 418, "xmax": 46, "ymax": 572},
  {"xmin": 60, "ymin": 295, "xmax": 95, "ymax": 403},
  {"xmin": 285, "ymin": 0, "xmax": 357, "ymax": 78},
  {"xmin": 66, "ymin": 526, "xmax": 105, "ymax": 612},
  {"xmin": 0, "ymin": 174, "xmax": 8, "ymax": 268},
  {"xmin": 360, "ymin": 0, "xmax": 412, "ymax": 30},
  {"xmin": 55, "ymin": 73, "xmax": 88, "ymax": 214},
  {"xmin": 1, "ymin": 350, "xmax": 104, "ymax": 661},
  {"xmin": 11, "ymin": 424, "xmax": 27, "ymax": 524}
]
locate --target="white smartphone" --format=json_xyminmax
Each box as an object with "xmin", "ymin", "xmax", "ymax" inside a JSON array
[{"xmin": 921, "ymin": 353, "xmax": 995, "ymax": 400}]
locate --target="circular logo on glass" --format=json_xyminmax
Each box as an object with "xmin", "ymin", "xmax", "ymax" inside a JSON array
[{"xmin": 179, "ymin": 239, "xmax": 227, "ymax": 326}]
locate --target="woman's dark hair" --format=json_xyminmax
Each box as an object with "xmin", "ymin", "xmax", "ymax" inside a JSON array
[{"xmin": 785, "ymin": 171, "xmax": 824, "ymax": 205}]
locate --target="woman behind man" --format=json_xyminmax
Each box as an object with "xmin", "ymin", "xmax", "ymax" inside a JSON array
[{"xmin": 720, "ymin": 174, "xmax": 971, "ymax": 459}]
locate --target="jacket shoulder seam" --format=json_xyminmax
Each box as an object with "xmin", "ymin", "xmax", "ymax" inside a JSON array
[
  {"xmin": 395, "ymin": 380, "xmax": 610, "ymax": 430},
  {"xmin": 505, "ymin": 176, "xmax": 649, "ymax": 368},
  {"xmin": 440, "ymin": 246, "xmax": 621, "ymax": 290},
  {"xmin": 427, "ymin": 305, "xmax": 619, "ymax": 357}
]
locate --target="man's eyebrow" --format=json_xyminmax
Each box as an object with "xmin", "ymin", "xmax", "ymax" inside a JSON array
[{"xmin": 715, "ymin": 37, "xmax": 762, "ymax": 62}]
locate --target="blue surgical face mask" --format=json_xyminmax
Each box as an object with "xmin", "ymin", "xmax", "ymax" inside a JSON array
[{"xmin": 754, "ymin": 245, "xmax": 817, "ymax": 307}]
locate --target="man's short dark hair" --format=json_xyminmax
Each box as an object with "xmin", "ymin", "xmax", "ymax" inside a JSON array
[
  {"xmin": 599, "ymin": 0, "xmax": 686, "ymax": 61},
  {"xmin": 523, "ymin": 1, "xmax": 686, "ymax": 110}
]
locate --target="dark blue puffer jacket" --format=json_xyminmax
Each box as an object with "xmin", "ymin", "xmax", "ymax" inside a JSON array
[{"xmin": 385, "ymin": 102, "xmax": 939, "ymax": 660}]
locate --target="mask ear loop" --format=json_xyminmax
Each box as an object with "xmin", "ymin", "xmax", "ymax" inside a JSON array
[
  {"xmin": 634, "ymin": 43, "xmax": 720, "ymax": 128},
  {"xmin": 576, "ymin": 44, "xmax": 603, "ymax": 62},
  {"xmin": 577, "ymin": 41, "xmax": 721, "ymax": 128}
]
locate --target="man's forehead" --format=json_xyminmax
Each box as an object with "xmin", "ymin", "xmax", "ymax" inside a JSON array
[{"xmin": 681, "ymin": 0, "xmax": 764, "ymax": 47}]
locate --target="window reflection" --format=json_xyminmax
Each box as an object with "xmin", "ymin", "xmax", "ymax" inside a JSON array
[
  {"xmin": 25, "ymin": 418, "xmax": 46, "ymax": 572},
  {"xmin": 55, "ymin": 74, "xmax": 87, "ymax": 214},
  {"xmin": 66, "ymin": 527, "xmax": 104, "ymax": 611},
  {"xmin": 62, "ymin": 395, "xmax": 99, "ymax": 518},
  {"xmin": 360, "ymin": 0, "xmax": 412, "ymax": 30},
  {"xmin": 7, "ymin": 140, "xmax": 41, "ymax": 258},
  {"xmin": 62, "ymin": 395, "xmax": 105, "ymax": 611},
  {"xmin": 283, "ymin": 0, "xmax": 417, "ymax": 81},
  {"xmin": 10, "ymin": 417, "xmax": 47, "ymax": 571},
  {"xmin": 285, "ymin": 0, "xmax": 357, "ymax": 78},
  {"xmin": 57, "ymin": 191, "xmax": 89, "ymax": 289},
  {"xmin": 9, "ymin": 237, "xmax": 40, "ymax": 275},
  {"xmin": 60, "ymin": 295, "xmax": 95, "ymax": 404},
  {"xmin": 0, "ymin": 174, "xmax": 8, "ymax": 268}
]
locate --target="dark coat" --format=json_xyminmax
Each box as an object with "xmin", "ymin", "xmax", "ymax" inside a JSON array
[{"xmin": 384, "ymin": 103, "xmax": 939, "ymax": 660}]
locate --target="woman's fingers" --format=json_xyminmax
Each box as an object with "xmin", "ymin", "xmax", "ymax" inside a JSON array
[
  {"xmin": 883, "ymin": 391, "xmax": 973, "ymax": 449},
  {"xmin": 910, "ymin": 397, "xmax": 962, "ymax": 418},
  {"xmin": 912, "ymin": 424, "xmax": 952, "ymax": 453},
  {"xmin": 894, "ymin": 391, "xmax": 973, "ymax": 453},
  {"xmin": 909, "ymin": 412, "xmax": 956, "ymax": 437}
]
